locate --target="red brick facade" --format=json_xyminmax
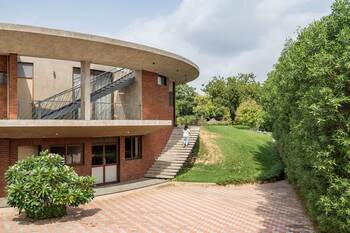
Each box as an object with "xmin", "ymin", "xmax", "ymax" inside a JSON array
[
  {"xmin": 0, "ymin": 70, "xmax": 175, "ymax": 197},
  {"xmin": 0, "ymin": 56, "xmax": 7, "ymax": 119},
  {"xmin": 8, "ymin": 54, "xmax": 17, "ymax": 119}
]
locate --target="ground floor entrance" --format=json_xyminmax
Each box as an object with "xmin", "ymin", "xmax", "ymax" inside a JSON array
[{"xmin": 92, "ymin": 140, "xmax": 119, "ymax": 185}]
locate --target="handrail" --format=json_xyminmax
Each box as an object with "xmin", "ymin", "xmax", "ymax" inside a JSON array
[{"xmin": 34, "ymin": 67, "xmax": 125, "ymax": 104}]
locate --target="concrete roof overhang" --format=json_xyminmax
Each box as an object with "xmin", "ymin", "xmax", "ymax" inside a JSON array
[
  {"xmin": 0, "ymin": 23, "xmax": 199, "ymax": 84},
  {"xmin": 0, "ymin": 120, "xmax": 172, "ymax": 138}
]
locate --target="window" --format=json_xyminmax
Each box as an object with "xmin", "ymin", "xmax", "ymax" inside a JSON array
[
  {"xmin": 17, "ymin": 62, "xmax": 33, "ymax": 78},
  {"xmin": 50, "ymin": 144, "xmax": 83, "ymax": 165},
  {"xmin": 157, "ymin": 75, "xmax": 167, "ymax": 86},
  {"xmin": 92, "ymin": 144, "xmax": 118, "ymax": 165},
  {"xmin": 0, "ymin": 72, "xmax": 7, "ymax": 84},
  {"xmin": 125, "ymin": 136, "xmax": 142, "ymax": 160},
  {"xmin": 92, "ymin": 145, "xmax": 103, "ymax": 165}
]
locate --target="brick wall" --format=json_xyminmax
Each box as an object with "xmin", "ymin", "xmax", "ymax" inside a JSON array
[
  {"xmin": 118, "ymin": 71, "xmax": 174, "ymax": 181},
  {"xmin": 0, "ymin": 56, "xmax": 7, "ymax": 119},
  {"xmin": 0, "ymin": 140, "xmax": 10, "ymax": 197}
]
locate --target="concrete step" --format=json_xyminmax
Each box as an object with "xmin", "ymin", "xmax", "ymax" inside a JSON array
[
  {"xmin": 151, "ymin": 164, "xmax": 182, "ymax": 170},
  {"xmin": 153, "ymin": 161, "xmax": 185, "ymax": 165},
  {"xmin": 144, "ymin": 126, "xmax": 200, "ymax": 180},
  {"xmin": 145, "ymin": 171, "xmax": 177, "ymax": 176},
  {"xmin": 148, "ymin": 167, "xmax": 179, "ymax": 173},
  {"xmin": 144, "ymin": 174, "xmax": 175, "ymax": 179}
]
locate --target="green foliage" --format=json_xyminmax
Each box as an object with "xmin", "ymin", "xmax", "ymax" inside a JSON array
[
  {"xmin": 175, "ymin": 84, "xmax": 197, "ymax": 117},
  {"xmin": 176, "ymin": 126, "xmax": 283, "ymax": 184},
  {"xmin": 177, "ymin": 115, "xmax": 198, "ymax": 126},
  {"xmin": 235, "ymin": 99, "xmax": 264, "ymax": 129},
  {"xmin": 194, "ymin": 95, "xmax": 231, "ymax": 121},
  {"xmin": 5, "ymin": 151, "xmax": 95, "ymax": 219},
  {"xmin": 263, "ymin": 1, "xmax": 350, "ymax": 232},
  {"xmin": 203, "ymin": 73, "xmax": 261, "ymax": 121}
]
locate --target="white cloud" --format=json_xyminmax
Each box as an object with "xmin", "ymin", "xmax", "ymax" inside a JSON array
[{"xmin": 116, "ymin": 0, "xmax": 333, "ymax": 90}]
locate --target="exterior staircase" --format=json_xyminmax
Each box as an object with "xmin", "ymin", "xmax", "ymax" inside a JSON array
[
  {"xmin": 145, "ymin": 126, "xmax": 200, "ymax": 179},
  {"xmin": 33, "ymin": 68, "xmax": 135, "ymax": 119}
]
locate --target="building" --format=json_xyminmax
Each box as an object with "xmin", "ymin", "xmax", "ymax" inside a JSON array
[{"xmin": 0, "ymin": 23, "xmax": 199, "ymax": 197}]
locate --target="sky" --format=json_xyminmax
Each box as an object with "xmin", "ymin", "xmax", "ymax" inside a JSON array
[{"xmin": 0, "ymin": 0, "xmax": 334, "ymax": 90}]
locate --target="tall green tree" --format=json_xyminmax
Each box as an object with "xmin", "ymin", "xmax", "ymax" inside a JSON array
[
  {"xmin": 202, "ymin": 73, "xmax": 261, "ymax": 121},
  {"xmin": 175, "ymin": 84, "xmax": 197, "ymax": 117},
  {"xmin": 263, "ymin": 1, "xmax": 350, "ymax": 232}
]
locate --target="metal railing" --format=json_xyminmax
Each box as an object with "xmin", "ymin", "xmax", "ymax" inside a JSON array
[
  {"xmin": 18, "ymin": 101, "xmax": 141, "ymax": 120},
  {"xmin": 31, "ymin": 68, "xmax": 135, "ymax": 119}
]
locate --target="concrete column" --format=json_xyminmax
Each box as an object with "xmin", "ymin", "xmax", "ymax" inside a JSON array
[{"xmin": 80, "ymin": 61, "xmax": 91, "ymax": 120}]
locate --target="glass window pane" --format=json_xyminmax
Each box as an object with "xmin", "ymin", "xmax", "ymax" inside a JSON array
[
  {"xmin": 67, "ymin": 145, "xmax": 82, "ymax": 165},
  {"xmin": 0, "ymin": 72, "xmax": 7, "ymax": 84},
  {"xmin": 17, "ymin": 63, "xmax": 33, "ymax": 78},
  {"xmin": 125, "ymin": 138, "xmax": 132, "ymax": 159},
  {"xmin": 135, "ymin": 137, "xmax": 142, "ymax": 159},
  {"xmin": 105, "ymin": 145, "xmax": 117, "ymax": 164},
  {"xmin": 92, "ymin": 145, "xmax": 103, "ymax": 165},
  {"xmin": 50, "ymin": 146, "xmax": 65, "ymax": 157}
]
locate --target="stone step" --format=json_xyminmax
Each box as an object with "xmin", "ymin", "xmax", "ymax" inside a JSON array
[
  {"xmin": 145, "ymin": 171, "xmax": 177, "ymax": 176},
  {"xmin": 148, "ymin": 167, "xmax": 179, "ymax": 173},
  {"xmin": 151, "ymin": 164, "xmax": 182, "ymax": 170},
  {"xmin": 144, "ymin": 174, "xmax": 175, "ymax": 179},
  {"xmin": 153, "ymin": 160, "xmax": 185, "ymax": 165}
]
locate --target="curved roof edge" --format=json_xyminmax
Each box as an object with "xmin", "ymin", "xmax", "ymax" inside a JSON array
[{"xmin": 0, "ymin": 23, "xmax": 200, "ymax": 84}]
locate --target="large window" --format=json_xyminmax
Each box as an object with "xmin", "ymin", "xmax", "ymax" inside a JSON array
[
  {"xmin": 92, "ymin": 144, "xmax": 118, "ymax": 165},
  {"xmin": 50, "ymin": 144, "xmax": 84, "ymax": 165},
  {"xmin": 17, "ymin": 62, "xmax": 33, "ymax": 78},
  {"xmin": 125, "ymin": 136, "xmax": 142, "ymax": 160}
]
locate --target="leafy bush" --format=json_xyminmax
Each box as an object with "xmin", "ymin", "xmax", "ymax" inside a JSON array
[
  {"xmin": 235, "ymin": 99, "xmax": 264, "ymax": 129},
  {"xmin": 263, "ymin": 1, "xmax": 350, "ymax": 232},
  {"xmin": 5, "ymin": 151, "xmax": 95, "ymax": 219},
  {"xmin": 177, "ymin": 115, "xmax": 198, "ymax": 126}
]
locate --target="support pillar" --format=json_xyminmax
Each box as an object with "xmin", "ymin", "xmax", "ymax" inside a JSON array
[
  {"xmin": 7, "ymin": 54, "xmax": 17, "ymax": 119},
  {"xmin": 80, "ymin": 61, "xmax": 91, "ymax": 120}
]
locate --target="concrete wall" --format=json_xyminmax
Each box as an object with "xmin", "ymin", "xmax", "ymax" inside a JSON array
[
  {"xmin": 18, "ymin": 56, "xmax": 115, "ymax": 100},
  {"xmin": 113, "ymin": 70, "xmax": 142, "ymax": 120}
]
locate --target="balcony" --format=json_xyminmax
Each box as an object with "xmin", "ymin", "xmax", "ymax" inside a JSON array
[{"xmin": 17, "ymin": 101, "xmax": 142, "ymax": 120}]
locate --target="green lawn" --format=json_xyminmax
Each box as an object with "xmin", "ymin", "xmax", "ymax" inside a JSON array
[{"xmin": 176, "ymin": 125, "xmax": 284, "ymax": 184}]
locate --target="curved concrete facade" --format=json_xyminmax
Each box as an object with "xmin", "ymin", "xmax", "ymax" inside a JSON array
[{"xmin": 0, "ymin": 23, "xmax": 199, "ymax": 84}]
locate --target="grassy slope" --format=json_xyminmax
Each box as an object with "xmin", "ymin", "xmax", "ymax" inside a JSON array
[{"xmin": 176, "ymin": 126, "xmax": 283, "ymax": 184}]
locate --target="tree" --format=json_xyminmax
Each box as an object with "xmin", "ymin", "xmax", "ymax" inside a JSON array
[
  {"xmin": 175, "ymin": 84, "xmax": 197, "ymax": 117},
  {"xmin": 193, "ymin": 95, "xmax": 230, "ymax": 121},
  {"xmin": 262, "ymin": 1, "xmax": 350, "ymax": 231},
  {"xmin": 235, "ymin": 99, "xmax": 264, "ymax": 129},
  {"xmin": 202, "ymin": 73, "xmax": 261, "ymax": 122}
]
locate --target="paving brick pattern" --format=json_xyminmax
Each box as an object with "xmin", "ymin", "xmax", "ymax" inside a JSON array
[{"xmin": 0, "ymin": 180, "xmax": 315, "ymax": 233}]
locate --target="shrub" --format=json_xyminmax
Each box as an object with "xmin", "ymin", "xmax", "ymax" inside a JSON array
[
  {"xmin": 177, "ymin": 115, "xmax": 198, "ymax": 126},
  {"xmin": 5, "ymin": 151, "xmax": 95, "ymax": 219},
  {"xmin": 263, "ymin": 1, "xmax": 350, "ymax": 232},
  {"xmin": 235, "ymin": 99, "xmax": 264, "ymax": 129}
]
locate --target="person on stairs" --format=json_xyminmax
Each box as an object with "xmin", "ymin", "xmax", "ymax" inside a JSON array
[{"xmin": 183, "ymin": 125, "xmax": 192, "ymax": 148}]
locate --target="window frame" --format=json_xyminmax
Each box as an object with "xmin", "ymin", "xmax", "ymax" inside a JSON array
[
  {"xmin": 50, "ymin": 144, "xmax": 84, "ymax": 165},
  {"xmin": 157, "ymin": 75, "xmax": 167, "ymax": 86},
  {"xmin": 125, "ymin": 136, "xmax": 142, "ymax": 160}
]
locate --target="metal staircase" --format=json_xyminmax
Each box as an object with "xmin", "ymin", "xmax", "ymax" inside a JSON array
[
  {"xmin": 145, "ymin": 126, "xmax": 200, "ymax": 179},
  {"xmin": 33, "ymin": 68, "xmax": 135, "ymax": 119}
]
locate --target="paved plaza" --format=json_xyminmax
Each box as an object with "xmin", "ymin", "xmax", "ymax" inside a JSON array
[{"xmin": 0, "ymin": 180, "xmax": 314, "ymax": 233}]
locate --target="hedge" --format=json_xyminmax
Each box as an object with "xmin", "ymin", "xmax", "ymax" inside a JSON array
[{"xmin": 262, "ymin": 1, "xmax": 350, "ymax": 232}]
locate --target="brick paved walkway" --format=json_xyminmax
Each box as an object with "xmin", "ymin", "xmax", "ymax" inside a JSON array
[{"xmin": 0, "ymin": 180, "xmax": 315, "ymax": 233}]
